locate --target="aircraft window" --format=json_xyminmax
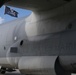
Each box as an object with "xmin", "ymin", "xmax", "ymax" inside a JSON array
[
  {"xmin": 4, "ymin": 46, "xmax": 6, "ymax": 50},
  {"xmin": 20, "ymin": 40, "xmax": 23, "ymax": 46}
]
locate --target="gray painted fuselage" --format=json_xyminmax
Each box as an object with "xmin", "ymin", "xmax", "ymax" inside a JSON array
[
  {"xmin": 1, "ymin": 0, "xmax": 76, "ymax": 75},
  {"xmin": 1, "ymin": 16, "xmax": 76, "ymax": 57},
  {"xmin": 0, "ymin": 14, "xmax": 76, "ymax": 74}
]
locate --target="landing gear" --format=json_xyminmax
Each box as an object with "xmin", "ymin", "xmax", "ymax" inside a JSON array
[
  {"xmin": 0, "ymin": 67, "xmax": 16, "ymax": 74},
  {"xmin": 0, "ymin": 67, "xmax": 6, "ymax": 74},
  {"xmin": 6, "ymin": 68, "xmax": 16, "ymax": 72}
]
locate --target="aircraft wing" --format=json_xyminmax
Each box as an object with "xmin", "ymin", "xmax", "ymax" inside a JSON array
[{"xmin": 4, "ymin": 0, "xmax": 71, "ymax": 11}]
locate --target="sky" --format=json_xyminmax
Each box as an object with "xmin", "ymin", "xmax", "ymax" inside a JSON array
[{"xmin": 0, "ymin": 5, "xmax": 32, "ymax": 24}]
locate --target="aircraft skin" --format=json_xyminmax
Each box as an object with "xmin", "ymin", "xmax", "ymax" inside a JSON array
[{"xmin": 0, "ymin": 0, "xmax": 76, "ymax": 75}]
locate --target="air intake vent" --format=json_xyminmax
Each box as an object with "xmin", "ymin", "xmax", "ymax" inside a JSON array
[{"xmin": 10, "ymin": 47, "xmax": 18, "ymax": 53}]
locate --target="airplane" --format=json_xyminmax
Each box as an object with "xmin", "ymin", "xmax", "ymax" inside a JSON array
[{"xmin": 0, "ymin": 0, "xmax": 76, "ymax": 75}]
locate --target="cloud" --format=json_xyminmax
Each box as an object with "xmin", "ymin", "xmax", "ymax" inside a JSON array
[{"xmin": 0, "ymin": 17, "xmax": 4, "ymax": 24}]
